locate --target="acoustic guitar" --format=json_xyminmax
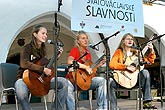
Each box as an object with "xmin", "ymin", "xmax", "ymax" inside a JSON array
[
  {"xmin": 23, "ymin": 57, "xmax": 55, "ymax": 97},
  {"xmin": 113, "ymin": 34, "xmax": 157, "ymax": 88},
  {"xmin": 68, "ymin": 54, "xmax": 105, "ymax": 90},
  {"xmin": 23, "ymin": 44, "xmax": 63, "ymax": 97}
]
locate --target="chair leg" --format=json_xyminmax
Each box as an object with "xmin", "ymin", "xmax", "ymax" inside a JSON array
[
  {"xmin": 29, "ymin": 93, "xmax": 48, "ymax": 110},
  {"xmin": 0, "ymin": 90, "xmax": 19, "ymax": 110},
  {"xmin": 0, "ymin": 91, "xmax": 18, "ymax": 110},
  {"xmin": 51, "ymin": 92, "xmax": 55, "ymax": 105},
  {"xmin": 0, "ymin": 92, "xmax": 4, "ymax": 108},
  {"xmin": 136, "ymin": 88, "xmax": 143, "ymax": 110},
  {"xmin": 28, "ymin": 93, "xmax": 31, "ymax": 102},
  {"xmin": 43, "ymin": 96, "xmax": 48, "ymax": 110},
  {"xmin": 136, "ymin": 88, "xmax": 141, "ymax": 110},
  {"xmin": 14, "ymin": 93, "xmax": 19, "ymax": 110},
  {"xmin": 89, "ymin": 90, "xmax": 93, "ymax": 110}
]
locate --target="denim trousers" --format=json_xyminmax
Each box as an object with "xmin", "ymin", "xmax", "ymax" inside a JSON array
[
  {"xmin": 15, "ymin": 77, "xmax": 68, "ymax": 110},
  {"xmin": 66, "ymin": 76, "xmax": 107, "ymax": 110},
  {"xmin": 109, "ymin": 69, "xmax": 152, "ymax": 110}
]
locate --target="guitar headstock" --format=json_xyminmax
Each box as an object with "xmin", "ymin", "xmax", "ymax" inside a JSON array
[
  {"xmin": 147, "ymin": 33, "xmax": 158, "ymax": 45},
  {"xmin": 142, "ymin": 34, "xmax": 157, "ymax": 55},
  {"xmin": 151, "ymin": 33, "xmax": 158, "ymax": 40}
]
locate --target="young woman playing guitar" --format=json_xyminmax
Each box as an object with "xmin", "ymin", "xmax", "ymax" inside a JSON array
[
  {"xmin": 109, "ymin": 33, "xmax": 157, "ymax": 109},
  {"xmin": 14, "ymin": 24, "xmax": 68, "ymax": 110},
  {"xmin": 66, "ymin": 30, "xmax": 107, "ymax": 110}
]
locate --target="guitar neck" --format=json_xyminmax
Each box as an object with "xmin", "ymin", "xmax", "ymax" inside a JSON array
[
  {"xmin": 46, "ymin": 56, "xmax": 55, "ymax": 69},
  {"xmin": 46, "ymin": 46, "xmax": 62, "ymax": 68},
  {"xmin": 91, "ymin": 54, "xmax": 105, "ymax": 69},
  {"xmin": 141, "ymin": 45, "xmax": 148, "ymax": 56},
  {"xmin": 141, "ymin": 34, "xmax": 156, "ymax": 56}
]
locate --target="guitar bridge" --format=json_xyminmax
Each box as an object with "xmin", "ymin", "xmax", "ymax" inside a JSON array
[{"xmin": 121, "ymin": 71, "xmax": 131, "ymax": 80}]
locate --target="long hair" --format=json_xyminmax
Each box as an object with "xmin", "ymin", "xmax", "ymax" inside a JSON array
[
  {"xmin": 117, "ymin": 33, "xmax": 138, "ymax": 59},
  {"xmin": 31, "ymin": 24, "xmax": 47, "ymax": 57},
  {"xmin": 74, "ymin": 30, "xmax": 88, "ymax": 55}
]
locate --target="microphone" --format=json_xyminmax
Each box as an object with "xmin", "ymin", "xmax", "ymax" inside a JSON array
[
  {"xmin": 88, "ymin": 44, "xmax": 99, "ymax": 51},
  {"xmin": 47, "ymin": 40, "xmax": 64, "ymax": 47},
  {"xmin": 114, "ymin": 25, "xmax": 125, "ymax": 35},
  {"xmin": 130, "ymin": 46, "xmax": 140, "ymax": 50},
  {"xmin": 153, "ymin": 34, "xmax": 165, "ymax": 40},
  {"xmin": 47, "ymin": 40, "xmax": 54, "ymax": 44},
  {"xmin": 158, "ymin": 34, "xmax": 165, "ymax": 37},
  {"xmin": 139, "ymin": 61, "xmax": 150, "ymax": 66}
]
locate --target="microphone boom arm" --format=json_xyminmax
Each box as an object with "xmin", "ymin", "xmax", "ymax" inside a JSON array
[
  {"xmin": 141, "ymin": 34, "xmax": 165, "ymax": 46},
  {"xmin": 91, "ymin": 30, "xmax": 120, "ymax": 49}
]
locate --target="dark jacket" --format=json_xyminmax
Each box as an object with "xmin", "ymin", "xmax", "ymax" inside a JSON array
[{"xmin": 16, "ymin": 41, "xmax": 46, "ymax": 79}]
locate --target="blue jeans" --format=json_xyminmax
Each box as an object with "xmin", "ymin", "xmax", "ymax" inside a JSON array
[
  {"xmin": 66, "ymin": 77, "xmax": 107, "ymax": 110},
  {"xmin": 15, "ymin": 77, "xmax": 68, "ymax": 110},
  {"xmin": 109, "ymin": 69, "xmax": 152, "ymax": 110}
]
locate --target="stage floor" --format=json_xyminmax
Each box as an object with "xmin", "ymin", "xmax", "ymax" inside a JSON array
[{"xmin": 1, "ymin": 98, "xmax": 165, "ymax": 110}]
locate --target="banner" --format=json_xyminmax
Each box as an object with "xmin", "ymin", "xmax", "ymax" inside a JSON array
[{"xmin": 71, "ymin": 0, "xmax": 144, "ymax": 37}]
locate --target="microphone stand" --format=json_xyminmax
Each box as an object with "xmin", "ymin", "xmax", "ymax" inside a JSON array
[
  {"xmin": 91, "ymin": 30, "xmax": 121, "ymax": 110},
  {"xmin": 133, "ymin": 35, "xmax": 165, "ymax": 110},
  {"xmin": 130, "ymin": 38, "xmax": 153, "ymax": 110},
  {"xmin": 131, "ymin": 38, "xmax": 150, "ymax": 110},
  {"xmin": 99, "ymin": 33, "xmax": 112, "ymax": 110},
  {"xmin": 72, "ymin": 60, "xmax": 79, "ymax": 110},
  {"xmin": 90, "ymin": 30, "xmax": 120, "ymax": 49},
  {"xmin": 158, "ymin": 37, "xmax": 163, "ymax": 108},
  {"xmin": 52, "ymin": 0, "xmax": 62, "ymax": 110},
  {"xmin": 68, "ymin": 52, "xmax": 88, "ymax": 110},
  {"xmin": 53, "ymin": 12, "xmax": 59, "ymax": 110},
  {"xmin": 134, "ymin": 38, "xmax": 143, "ymax": 110},
  {"xmin": 140, "ymin": 34, "xmax": 165, "ymax": 108}
]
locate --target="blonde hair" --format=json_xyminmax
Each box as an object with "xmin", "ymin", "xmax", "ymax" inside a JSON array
[
  {"xmin": 74, "ymin": 30, "xmax": 88, "ymax": 56},
  {"xmin": 118, "ymin": 33, "xmax": 138, "ymax": 60}
]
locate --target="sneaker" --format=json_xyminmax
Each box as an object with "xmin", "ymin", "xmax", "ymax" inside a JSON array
[{"xmin": 143, "ymin": 101, "xmax": 157, "ymax": 109}]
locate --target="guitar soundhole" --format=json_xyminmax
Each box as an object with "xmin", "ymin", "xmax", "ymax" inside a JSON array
[
  {"xmin": 80, "ymin": 72, "xmax": 86, "ymax": 82},
  {"xmin": 131, "ymin": 63, "xmax": 136, "ymax": 67}
]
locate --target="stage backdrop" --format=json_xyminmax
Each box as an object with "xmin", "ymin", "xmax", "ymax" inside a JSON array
[{"xmin": 71, "ymin": 0, "xmax": 144, "ymax": 37}]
